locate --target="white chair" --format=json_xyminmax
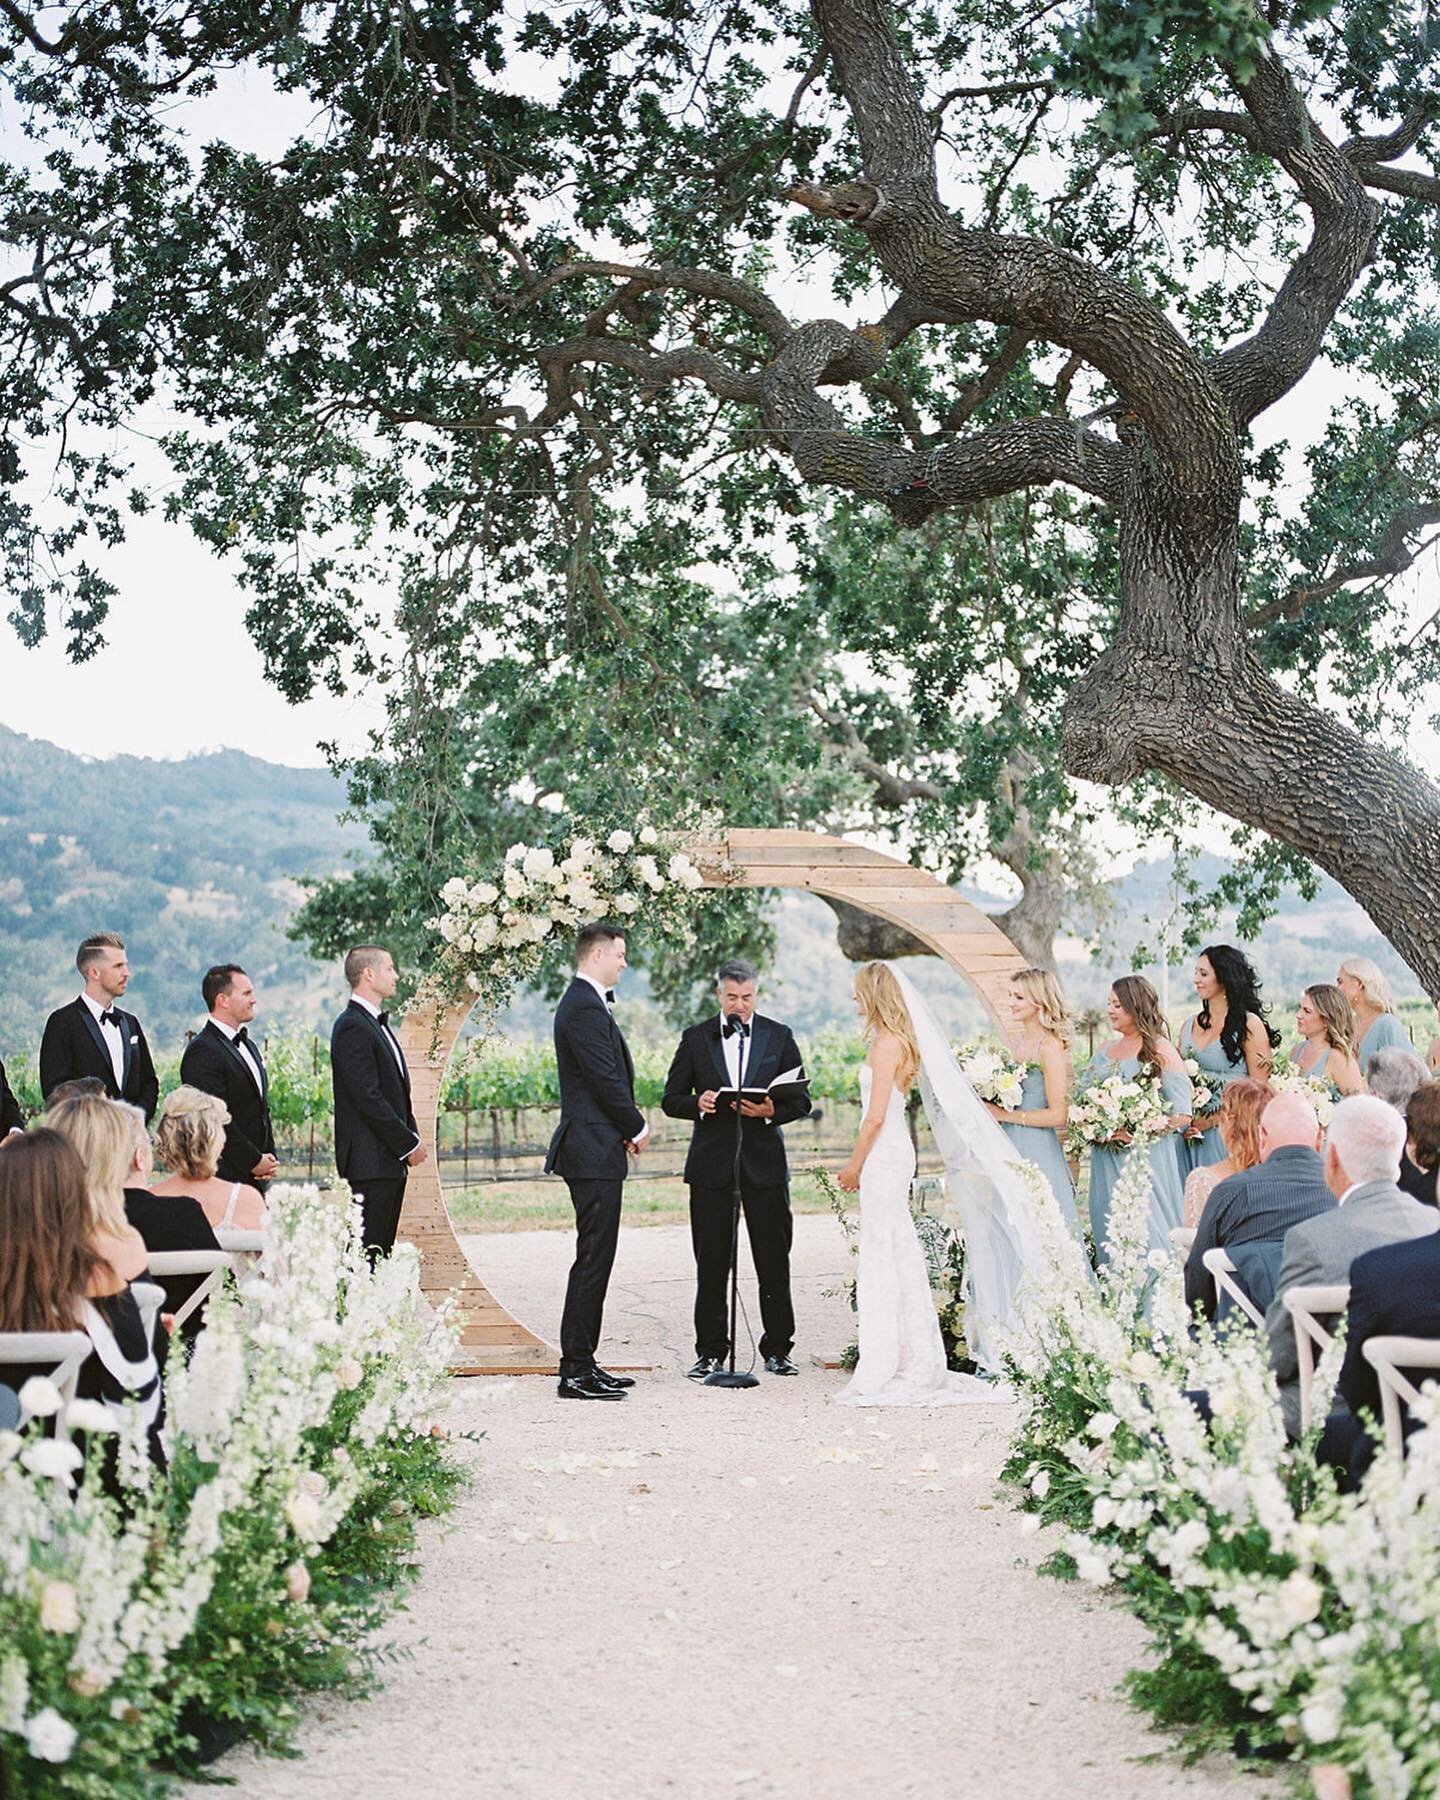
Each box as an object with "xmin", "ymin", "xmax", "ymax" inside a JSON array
[
  {"xmin": 144, "ymin": 1250, "xmax": 232, "ymax": 1332},
  {"xmin": 1201, "ymin": 1248, "xmax": 1266, "ymax": 1329},
  {"xmin": 0, "ymin": 1330, "xmax": 93, "ymax": 1426},
  {"xmin": 1282, "ymin": 1283, "xmax": 1350, "ymax": 1432},
  {"xmin": 1360, "ymin": 1336, "xmax": 1440, "ymax": 1459},
  {"xmin": 214, "ymin": 1227, "xmax": 264, "ymax": 1273},
  {"xmin": 1170, "ymin": 1227, "xmax": 1195, "ymax": 1262}
]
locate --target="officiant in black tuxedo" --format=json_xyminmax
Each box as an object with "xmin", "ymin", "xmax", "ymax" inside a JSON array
[
  {"xmin": 179, "ymin": 964, "xmax": 277, "ymax": 1189},
  {"xmin": 330, "ymin": 944, "xmax": 425, "ymax": 1254},
  {"xmin": 545, "ymin": 922, "xmax": 648, "ymax": 1401},
  {"xmin": 662, "ymin": 958, "xmax": 811, "ymax": 1379},
  {"xmin": 39, "ymin": 933, "xmax": 160, "ymax": 1121}
]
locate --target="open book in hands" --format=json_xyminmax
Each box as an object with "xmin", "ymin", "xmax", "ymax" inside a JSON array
[{"xmin": 711, "ymin": 1066, "xmax": 807, "ymax": 1112}]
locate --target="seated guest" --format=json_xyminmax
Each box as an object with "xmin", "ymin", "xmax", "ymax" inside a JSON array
[
  {"xmin": 152, "ymin": 1086, "xmax": 267, "ymax": 1231},
  {"xmin": 39, "ymin": 1091, "xmax": 147, "ymax": 1281},
  {"xmin": 1366, "ymin": 1043, "xmax": 1429, "ymax": 1112},
  {"xmin": 0, "ymin": 1130, "xmax": 164, "ymax": 1466},
  {"xmin": 1400, "ymin": 1082, "xmax": 1440, "ymax": 1207},
  {"xmin": 1183, "ymin": 1077, "xmax": 1272, "ymax": 1228},
  {"xmin": 1184, "ymin": 1092, "xmax": 1331, "ymax": 1316},
  {"xmin": 43, "ymin": 1089, "xmax": 221, "ymax": 1329},
  {"xmin": 1265, "ymin": 1095, "xmax": 1439, "ymax": 1438},
  {"xmin": 1318, "ymin": 1231, "xmax": 1440, "ymax": 1487}
]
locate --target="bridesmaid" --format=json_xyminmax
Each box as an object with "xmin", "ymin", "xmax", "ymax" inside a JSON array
[
  {"xmin": 1179, "ymin": 944, "xmax": 1278, "ymax": 1176},
  {"xmin": 1291, "ymin": 983, "xmax": 1363, "ymax": 1097},
  {"xmin": 1336, "ymin": 956, "xmax": 1410, "ymax": 1077},
  {"xmin": 1083, "ymin": 975, "xmax": 1192, "ymax": 1264},
  {"xmin": 982, "ymin": 967, "xmax": 1078, "ymax": 1231}
]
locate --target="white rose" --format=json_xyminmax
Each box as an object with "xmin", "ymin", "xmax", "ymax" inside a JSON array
[
  {"xmin": 569, "ymin": 837, "xmax": 595, "ymax": 862},
  {"xmin": 682, "ymin": 864, "xmax": 704, "ymax": 889},
  {"xmin": 62, "ymin": 1399, "xmax": 114, "ymax": 1436},
  {"xmin": 24, "ymin": 1707, "xmax": 76, "ymax": 1764},
  {"xmin": 334, "ymin": 1358, "xmax": 364, "ymax": 1391},
  {"xmin": 466, "ymin": 972, "xmax": 481, "ymax": 992},
  {"xmin": 285, "ymin": 1562, "xmax": 312, "ymax": 1604},
  {"xmin": 473, "ymin": 917, "xmax": 498, "ymax": 949},
  {"xmin": 39, "ymin": 1582, "xmax": 79, "ymax": 1633},
  {"xmin": 456, "ymin": 933, "xmax": 474, "ymax": 955},
  {"xmin": 639, "ymin": 825, "xmax": 658, "ymax": 845},
  {"xmin": 20, "ymin": 1439, "xmax": 83, "ymax": 1482},
  {"xmin": 502, "ymin": 867, "xmax": 528, "ymax": 899},
  {"xmin": 473, "ymin": 881, "xmax": 499, "ymax": 905},
  {"xmin": 523, "ymin": 846, "xmax": 555, "ymax": 879},
  {"xmin": 17, "ymin": 1376, "xmax": 62, "ymax": 1419},
  {"xmin": 505, "ymin": 843, "xmax": 527, "ymax": 863},
  {"xmin": 543, "ymin": 866, "xmax": 566, "ymax": 887},
  {"xmin": 667, "ymin": 852, "xmax": 693, "ymax": 882},
  {"xmin": 286, "ymin": 1492, "xmax": 323, "ymax": 1538},
  {"xmin": 440, "ymin": 877, "xmax": 467, "ymax": 901},
  {"xmin": 607, "ymin": 829, "xmax": 634, "ymax": 853},
  {"xmin": 298, "ymin": 1469, "xmax": 329, "ymax": 1498},
  {"xmin": 612, "ymin": 892, "xmax": 640, "ymax": 915}
]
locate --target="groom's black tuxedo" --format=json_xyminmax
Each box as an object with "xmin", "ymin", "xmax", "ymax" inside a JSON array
[
  {"xmin": 40, "ymin": 997, "xmax": 160, "ymax": 1121},
  {"xmin": 180, "ymin": 1020, "xmax": 275, "ymax": 1185},
  {"xmin": 330, "ymin": 999, "xmax": 421, "ymax": 1251},
  {"xmin": 545, "ymin": 978, "xmax": 646, "ymax": 1378},
  {"xmin": 662, "ymin": 1013, "xmax": 811, "ymax": 1362}
]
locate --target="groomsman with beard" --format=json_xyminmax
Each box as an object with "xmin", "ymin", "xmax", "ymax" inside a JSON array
[
  {"xmin": 40, "ymin": 933, "xmax": 160, "ymax": 1121},
  {"xmin": 330, "ymin": 944, "xmax": 426, "ymax": 1254},
  {"xmin": 662, "ymin": 958, "xmax": 811, "ymax": 1380},
  {"xmin": 180, "ymin": 964, "xmax": 278, "ymax": 1190}
]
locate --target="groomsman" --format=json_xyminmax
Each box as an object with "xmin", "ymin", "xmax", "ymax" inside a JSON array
[
  {"xmin": 1, "ymin": 1054, "xmax": 23, "ymax": 1138},
  {"xmin": 39, "ymin": 933, "xmax": 160, "ymax": 1121},
  {"xmin": 330, "ymin": 945, "xmax": 425, "ymax": 1253},
  {"xmin": 662, "ymin": 958, "xmax": 811, "ymax": 1379},
  {"xmin": 180, "ymin": 964, "xmax": 278, "ymax": 1188}
]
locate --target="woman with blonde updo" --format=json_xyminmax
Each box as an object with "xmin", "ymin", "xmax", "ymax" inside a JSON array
[
  {"xmin": 152, "ymin": 1085, "xmax": 266, "ymax": 1231},
  {"xmin": 1336, "ymin": 956, "xmax": 1409, "ymax": 1074},
  {"xmin": 835, "ymin": 962, "xmax": 1000, "ymax": 1406},
  {"xmin": 983, "ymin": 968, "xmax": 1076, "ymax": 1227}
]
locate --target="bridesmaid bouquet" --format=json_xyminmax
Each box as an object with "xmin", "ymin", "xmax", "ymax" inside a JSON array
[
  {"xmin": 1182, "ymin": 1058, "xmax": 1221, "ymax": 1117},
  {"xmin": 955, "ymin": 1040, "xmax": 1033, "ymax": 1110},
  {"xmin": 1268, "ymin": 1055, "xmax": 1338, "ymax": 1125},
  {"xmin": 1065, "ymin": 1073, "xmax": 1172, "ymax": 1157}
]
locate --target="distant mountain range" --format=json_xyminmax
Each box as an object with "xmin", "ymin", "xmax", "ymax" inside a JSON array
[{"xmin": 0, "ymin": 723, "xmax": 1428, "ymax": 1060}]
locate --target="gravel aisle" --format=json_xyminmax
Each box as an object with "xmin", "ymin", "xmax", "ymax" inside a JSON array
[{"xmin": 197, "ymin": 1216, "xmax": 1268, "ymax": 1800}]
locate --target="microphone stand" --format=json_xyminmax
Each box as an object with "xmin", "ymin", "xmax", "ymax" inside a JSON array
[{"xmin": 705, "ymin": 1019, "xmax": 759, "ymax": 1389}]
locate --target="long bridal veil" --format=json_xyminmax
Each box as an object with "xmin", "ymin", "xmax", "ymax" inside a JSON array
[{"xmin": 886, "ymin": 963, "xmax": 1062, "ymax": 1376}]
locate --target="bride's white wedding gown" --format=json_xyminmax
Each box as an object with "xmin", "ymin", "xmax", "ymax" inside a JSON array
[{"xmin": 836, "ymin": 1065, "xmax": 1008, "ymax": 1407}]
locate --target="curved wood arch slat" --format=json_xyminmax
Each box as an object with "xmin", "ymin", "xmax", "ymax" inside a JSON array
[{"xmin": 394, "ymin": 830, "xmax": 1027, "ymax": 1373}]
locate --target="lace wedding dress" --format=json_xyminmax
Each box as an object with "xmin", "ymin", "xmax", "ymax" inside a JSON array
[{"xmin": 835, "ymin": 1063, "xmax": 1004, "ymax": 1406}]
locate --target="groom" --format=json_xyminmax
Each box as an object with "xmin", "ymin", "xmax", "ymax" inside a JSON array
[
  {"xmin": 662, "ymin": 958, "xmax": 811, "ymax": 1379},
  {"xmin": 545, "ymin": 922, "xmax": 647, "ymax": 1401}
]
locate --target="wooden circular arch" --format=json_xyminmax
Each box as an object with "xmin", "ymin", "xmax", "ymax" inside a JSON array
[{"xmin": 395, "ymin": 829, "xmax": 1027, "ymax": 1374}]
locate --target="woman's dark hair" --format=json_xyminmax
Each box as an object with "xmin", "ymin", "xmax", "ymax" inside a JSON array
[
  {"xmin": 1197, "ymin": 944, "xmax": 1281, "ymax": 1064},
  {"xmin": 1111, "ymin": 975, "xmax": 1168, "ymax": 1081},
  {"xmin": 1404, "ymin": 1083, "xmax": 1440, "ymax": 1172},
  {"xmin": 0, "ymin": 1129, "xmax": 102, "ymax": 1332}
]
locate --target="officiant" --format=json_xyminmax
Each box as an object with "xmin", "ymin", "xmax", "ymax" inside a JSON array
[{"xmin": 661, "ymin": 958, "xmax": 811, "ymax": 1380}]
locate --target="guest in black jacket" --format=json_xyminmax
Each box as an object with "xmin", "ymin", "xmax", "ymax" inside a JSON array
[
  {"xmin": 1319, "ymin": 1231, "xmax": 1440, "ymax": 1487},
  {"xmin": 662, "ymin": 958, "xmax": 811, "ymax": 1378},
  {"xmin": 1400, "ymin": 1083, "xmax": 1440, "ymax": 1208},
  {"xmin": 39, "ymin": 933, "xmax": 160, "ymax": 1121},
  {"xmin": 179, "ymin": 965, "xmax": 277, "ymax": 1189},
  {"xmin": 1, "ymin": 1054, "xmax": 24, "ymax": 1139},
  {"xmin": 330, "ymin": 945, "xmax": 424, "ymax": 1253},
  {"xmin": 118, "ymin": 1100, "xmax": 221, "ymax": 1335}
]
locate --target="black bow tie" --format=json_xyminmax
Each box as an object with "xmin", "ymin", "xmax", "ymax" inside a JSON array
[
  {"xmin": 233, "ymin": 1027, "xmax": 250, "ymax": 1047},
  {"xmin": 604, "ymin": 990, "xmax": 616, "ymax": 1005},
  {"xmin": 723, "ymin": 1018, "xmax": 750, "ymax": 1038},
  {"xmin": 98, "ymin": 1008, "xmax": 117, "ymax": 1027},
  {"xmin": 376, "ymin": 1011, "xmax": 390, "ymax": 1028}
]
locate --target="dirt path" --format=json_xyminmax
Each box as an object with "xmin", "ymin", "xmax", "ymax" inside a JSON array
[{"xmin": 198, "ymin": 1217, "xmax": 1267, "ymax": 1800}]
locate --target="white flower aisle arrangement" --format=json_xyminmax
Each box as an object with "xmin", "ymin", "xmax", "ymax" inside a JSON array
[
  {"xmin": 1064, "ymin": 1070, "xmax": 1171, "ymax": 1159},
  {"xmin": 0, "ymin": 1185, "xmax": 463, "ymax": 1797},
  {"xmin": 954, "ymin": 1041, "xmax": 1033, "ymax": 1111}
]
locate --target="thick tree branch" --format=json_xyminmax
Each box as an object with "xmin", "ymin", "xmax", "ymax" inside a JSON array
[
  {"xmin": 1359, "ymin": 165, "xmax": 1440, "ymax": 205},
  {"xmin": 514, "ymin": 259, "xmax": 790, "ymax": 345},
  {"xmin": 808, "ymin": 694, "xmax": 944, "ymax": 804},
  {"xmin": 811, "ymin": 0, "xmax": 936, "ymax": 195}
]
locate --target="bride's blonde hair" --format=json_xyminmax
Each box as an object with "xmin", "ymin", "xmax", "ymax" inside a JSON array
[{"xmin": 854, "ymin": 963, "xmax": 921, "ymax": 1092}]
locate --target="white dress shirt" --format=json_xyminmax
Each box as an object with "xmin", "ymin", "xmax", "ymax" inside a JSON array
[
  {"xmin": 208, "ymin": 1015, "xmax": 265, "ymax": 1092},
  {"xmin": 82, "ymin": 991, "xmax": 125, "ymax": 1088},
  {"xmin": 576, "ymin": 972, "xmax": 647, "ymax": 1144},
  {"xmin": 352, "ymin": 993, "xmax": 409, "ymax": 1078},
  {"xmin": 720, "ymin": 1014, "xmax": 752, "ymax": 1089}
]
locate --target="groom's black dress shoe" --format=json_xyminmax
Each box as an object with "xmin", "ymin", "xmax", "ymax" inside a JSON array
[
  {"xmin": 688, "ymin": 1356, "xmax": 724, "ymax": 1380},
  {"xmin": 764, "ymin": 1355, "xmax": 799, "ymax": 1376},
  {"xmin": 557, "ymin": 1370, "xmax": 626, "ymax": 1401},
  {"xmin": 593, "ymin": 1367, "xmax": 635, "ymax": 1389}
]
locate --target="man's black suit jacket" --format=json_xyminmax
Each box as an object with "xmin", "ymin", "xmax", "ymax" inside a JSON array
[
  {"xmin": 330, "ymin": 1000, "xmax": 420, "ymax": 1182},
  {"xmin": 1, "ymin": 1056, "xmax": 23, "ymax": 1135},
  {"xmin": 1329, "ymin": 1233, "xmax": 1440, "ymax": 1472},
  {"xmin": 545, "ymin": 980, "xmax": 646, "ymax": 1184},
  {"xmin": 661, "ymin": 1013, "xmax": 811, "ymax": 1188},
  {"xmin": 39, "ymin": 997, "xmax": 160, "ymax": 1121},
  {"xmin": 179, "ymin": 1021, "xmax": 275, "ymax": 1184}
]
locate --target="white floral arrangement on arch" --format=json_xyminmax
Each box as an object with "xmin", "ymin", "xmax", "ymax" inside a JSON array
[{"xmin": 421, "ymin": 824, "xmax": 726, "ymax": 1022}]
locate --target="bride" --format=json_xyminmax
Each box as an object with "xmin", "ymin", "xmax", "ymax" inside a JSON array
[{"xmin": 834, "ymin": 961, "xmax": 1055, "ymax": 1406}]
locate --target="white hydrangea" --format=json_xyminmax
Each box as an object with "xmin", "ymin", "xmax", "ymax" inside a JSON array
[{"xmin": 24, "ymin": 1707, "xmax": 77, "ymax": 1763}]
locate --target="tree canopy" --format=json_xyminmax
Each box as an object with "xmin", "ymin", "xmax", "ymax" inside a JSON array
[{"xmin": 3, "ymin": 0, "xmax": 1438, "ymax": 997}]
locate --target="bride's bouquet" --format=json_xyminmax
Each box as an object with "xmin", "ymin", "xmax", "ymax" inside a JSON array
[
  {"xmin": 1268, "ymin": 1053, "xmax": 1338, "ymax": 1125},
  {"xmin": 954, "ymin": 1040, "xmax": 1033, "ymax": 1111},
  {"xmin": 1065, "ymin": 1072, "xmax": 1172, "ymax": 1158}
]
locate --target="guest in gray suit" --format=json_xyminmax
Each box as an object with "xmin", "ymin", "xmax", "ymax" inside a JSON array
[
  {"xmin": 1184, "ymin": 1093, "xmax": 1333, "ymax": 1317},
  {"xmin": 1265, "ymin": 1095, "xmax": 1440, "ymax": 1437}
]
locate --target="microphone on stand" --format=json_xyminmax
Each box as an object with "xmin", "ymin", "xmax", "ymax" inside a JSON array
[{"xmin": 705, "ymin": 1012, "xmax": 759, "ymax": 1390}]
